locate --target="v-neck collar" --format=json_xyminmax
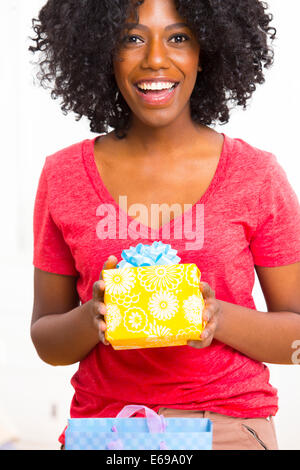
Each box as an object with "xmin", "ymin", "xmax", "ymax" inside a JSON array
[{"xmin": 82, "ymin": 133, "xmax": 229, "ymax": 236}]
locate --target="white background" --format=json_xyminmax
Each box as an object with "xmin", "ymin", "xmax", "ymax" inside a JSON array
[{"xmin": 0, "ymin": 0, "xmax": 299, "ymax": 450}]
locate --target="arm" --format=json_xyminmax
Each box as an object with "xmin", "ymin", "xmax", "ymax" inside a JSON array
[
  {"xmin": 31, "ymin": 268, "xmax": 99, "ymax": 366},
  {"xmin": 188, "ymin": 262, "xmax": 300, "ymax": 364},
  {"xmin": 30, "ymin": 256, "xmax": 117, "ymax": 366}
]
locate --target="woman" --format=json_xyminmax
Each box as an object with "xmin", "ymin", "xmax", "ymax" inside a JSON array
[{"xmin": 30, "ymin": 0, "xmax": 300, "ymax": 450}]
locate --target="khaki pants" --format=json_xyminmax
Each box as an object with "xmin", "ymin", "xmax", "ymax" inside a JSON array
[{"xmin": 158, "ymin": 407, "xmax": 278, "ymax": 450}]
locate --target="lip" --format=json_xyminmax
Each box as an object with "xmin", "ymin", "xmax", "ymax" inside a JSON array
[{"xmin": 133, "ymin": 82, "xmax": 180, "ymax": 106}]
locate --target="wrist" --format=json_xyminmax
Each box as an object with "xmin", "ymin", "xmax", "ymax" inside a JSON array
[
  {"xmin": 213, "ymin": 299, "xmax": 226, "ymax": 342},
  {"xmin": 81, "ymin": 299, "xmax": 100, "ymax": 336}
]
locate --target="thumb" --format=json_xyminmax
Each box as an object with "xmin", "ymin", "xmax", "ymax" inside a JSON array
[
  {"xmin": 105, "ymin": 255, "xmax": 119, "ymax": 269},
  {"xmin": 100, "ymin": 255, "xmax": 119, "ymax": 280}
]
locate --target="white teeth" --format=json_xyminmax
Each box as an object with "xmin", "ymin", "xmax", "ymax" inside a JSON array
[{"xmin": 137, "ymin": 81, "xmax": 175, "ymax": 91}]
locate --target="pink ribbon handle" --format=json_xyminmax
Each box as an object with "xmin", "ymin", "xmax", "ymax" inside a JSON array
[{"xmin": 116, "ymin": 405, "xmax": 167, "ymax": 434}]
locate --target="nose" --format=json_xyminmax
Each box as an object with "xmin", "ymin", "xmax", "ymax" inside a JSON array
[{"xmin": 141, "ymin": 35, "xmax": 170, "ymax": 70}]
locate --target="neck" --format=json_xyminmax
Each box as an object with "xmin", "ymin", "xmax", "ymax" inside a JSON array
[{"xmin": 122, "ymin": 108, "xmax": 206, "ymax": 159}]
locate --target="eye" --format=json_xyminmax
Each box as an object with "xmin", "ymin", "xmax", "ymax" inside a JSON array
[
  {"xmin": 121, "ymin": 34, "xmax": 143, "ymax": 44},
  {"xmin": 169, "ymin": 33, "xmax": 190, "ymax": 44}
]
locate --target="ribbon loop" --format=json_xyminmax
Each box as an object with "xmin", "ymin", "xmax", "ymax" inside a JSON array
[
  {"xmin": 117, "ymin": 241, "xmax": 181, "ymax": 268},
  {"xmin": 116, "ymin": 404, "xmax": 167, "ymax": 434}
]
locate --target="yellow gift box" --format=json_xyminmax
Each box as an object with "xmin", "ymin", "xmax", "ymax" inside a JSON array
[{"xmin": 102, "ymin": 263, "xmax": 205, "ymax": 350}]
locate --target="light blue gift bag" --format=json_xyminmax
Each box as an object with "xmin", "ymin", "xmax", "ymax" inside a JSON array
[{"xmin": 65, "ymin": 405, "xmax": 212, "ymax": 450}]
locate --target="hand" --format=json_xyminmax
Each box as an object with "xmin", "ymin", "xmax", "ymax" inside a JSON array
[
  {"xmin": 91, "ymin": 255, "xmax": 118, "ymax": 345},
  {"xmin": 187, "ymin": 281, "xmax": 221, "ymax": 349}
]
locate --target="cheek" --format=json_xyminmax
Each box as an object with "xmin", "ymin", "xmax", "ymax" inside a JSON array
[
  {"xmin": 112, "ymin": 61, "xmax": 124, "ymax": 90},
  {"xmin": 113, "ymin": 57, "xmax": 135, "ymax": 94},
  {"xmin": 178, "ymin": 54, "xmax": 199, "ymax": 76},
  {"xmin": 178, "ymin": 60, "xmax": 199, "ymax": 99}
]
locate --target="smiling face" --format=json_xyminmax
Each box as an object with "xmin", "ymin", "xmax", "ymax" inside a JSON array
[{"xmin": 113, "ymin": 0, "xmax": 201, "ymax": 129}]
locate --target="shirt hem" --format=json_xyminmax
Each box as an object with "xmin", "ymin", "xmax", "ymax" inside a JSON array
[{"xmin": 33, "ymin": 261, "xmax": 79, "ymax": 277}]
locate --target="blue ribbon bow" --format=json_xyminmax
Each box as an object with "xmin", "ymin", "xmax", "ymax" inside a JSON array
[{"xmin": 117, "ymin": 241, "xmax": 181, "ymax": 268}]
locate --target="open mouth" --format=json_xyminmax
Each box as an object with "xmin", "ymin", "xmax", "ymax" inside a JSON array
[
  {"xmin": 133, "ymin": 82, "xmax": 180, "ymax": 106},
  {"xmin": 134, "ymin": 82, "xmax": 180, "ymax": 94}
]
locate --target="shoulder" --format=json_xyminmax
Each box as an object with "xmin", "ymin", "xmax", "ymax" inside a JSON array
[
  {"xmin": 43, "ymin": 138, "xmax": 95, "ymax": 180},
  {"xmin": 224, "ymin": 135, "xmax": 279, "ymax": 180},
  {"xmin": 40, "ymin": 138, "xmax": 96, "ymax": 210}
]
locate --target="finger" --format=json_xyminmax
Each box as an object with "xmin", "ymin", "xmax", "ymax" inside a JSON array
[
  {"xmin": 200, "ymin": 319, "xmax": 218, "ymax": 341},
  {"xmin": 187, "ymin": 337, "xmax": 208, "ymax": 348},
  {"xmin": 204, "ymin": 299, "xmax": 221, "ymax": 324},
  {"xmin": 93, "ymin": 280, "xmax": 105, "ymax": 301},
  {"xmin": 187, "ymin": 318, "xmax": 217, "ymax": 348},
  {"xmin": 99, "ymin": 318, "xmax": 107, "ymax": 333},
  {"xmin": 203, "ymin": 304, "xmax": 215, "ymax": 323},
  {"xmin": 188, "ymin": 332, "xmax": 213, "ymax": 349},
  {"xmin": 187, "ymin": 340, "xmax": 201, "ymax": 348},
  {"xmin": 97, "ymin": 301, "xmax": 107, "ymax": 318},
  {"xmin": 105, "ymin": 255, "xmax": 118, "ymax": 268},
  {"xmin": 99, "ymin": 329, "xmax": 110, "ymax": 346},
  {"xmin": 200, "ymin": 281, "xmax": 215, "ymax": 300},
  {"xmin": 100, "ymin": 255, "xmax": 119, "ymax": 280},
  {"xmin": 98, "ymin": 318, "xmax": 110, "ymax": 346},
  {"xmin": 187, "ymin": 330, "xmax": 206, "ymax": 348}
]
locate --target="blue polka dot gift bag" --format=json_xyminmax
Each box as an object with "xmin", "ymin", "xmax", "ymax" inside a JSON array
[{"xmin": 65, "ymin": 405, "xmax": 212, "ymax": 450}]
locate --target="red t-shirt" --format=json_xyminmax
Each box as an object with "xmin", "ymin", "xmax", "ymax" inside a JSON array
[{"xmin": 33, "ymin": 134, "xmax": 300, "ymax": 445}]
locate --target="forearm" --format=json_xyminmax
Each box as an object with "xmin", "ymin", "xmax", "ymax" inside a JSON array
[
  {"xmin": 215, "ymin": 300, "xmax": 300, "ymax": 364},
  {"xmin": 31, "ymin": 300, "xmax": 100, "ymax": 366}
]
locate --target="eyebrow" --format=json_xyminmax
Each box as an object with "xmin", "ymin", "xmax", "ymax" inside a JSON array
[{"xmin": 124, "ymin": 22, "xmax": 190, "ymax": 32}]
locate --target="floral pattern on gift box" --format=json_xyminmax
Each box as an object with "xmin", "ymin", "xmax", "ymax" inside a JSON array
[
  {"xmin": 104, "ymin": 268, "xmax": 136, "ymax": 296},
  {"xmin": 137, "ymin": 265, "xmax": 184, "ymax": 292},
  {"xmin": 102, "ymin": 261, "xmax": 205, "ymax": 350},
  {"xmin": 124, "ymin": 307, "xmax": 148, "ymax": 333},
  {"xmin": 111, "ymin": 292, "xmax": 140, "ymax": 307},
  {"xmin": 145, "ymin": 320, "xmax": 172, "ymax": 339},
  {"xmin": 105, "ymin": 304, "xmax": 122, "ymax": 331},
  {"xmin": 148, "ymin": 291, "xmax": 179, "ymax": 321},
  {"xmin": 183, "ymin": 295, "xmax": 204, "ymax": 325},
  {"xmin": 185, "ymin": 264, "xmax": 200, "ymax": 288}
]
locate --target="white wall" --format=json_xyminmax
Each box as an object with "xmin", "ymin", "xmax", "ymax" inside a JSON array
[{"xmin": 0, "ymin": 0, "xmax": 299, "ymax": 450}]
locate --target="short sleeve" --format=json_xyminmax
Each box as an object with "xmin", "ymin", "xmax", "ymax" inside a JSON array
[
  {"xmin": 33, "ymin": 162, "xmax": 78, "ymax": 276},
  {"xmin": 250, "ymin": 154, "xmax": 300, "ymax": 267}
]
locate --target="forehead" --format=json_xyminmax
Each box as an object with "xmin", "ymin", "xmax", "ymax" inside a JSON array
[{"xmin": 126, "ymin": 0, "xmax": 185, "ymax": 28}]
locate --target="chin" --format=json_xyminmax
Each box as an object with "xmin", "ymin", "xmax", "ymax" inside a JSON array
[{"xmin": 135, "ymin": 109, "xmax": 182, "ymax": 128}]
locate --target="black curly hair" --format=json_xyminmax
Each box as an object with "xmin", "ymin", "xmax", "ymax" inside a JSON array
[{"xmin": 29, "ymin": 0, "xmax": 276, "ymax": 139}]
